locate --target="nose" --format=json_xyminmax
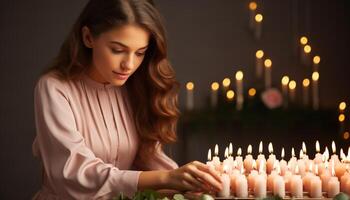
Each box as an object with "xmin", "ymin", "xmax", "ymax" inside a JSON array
[{"xmin": 121, "ymin": 54, "xmax": 135, "ymax": 71}]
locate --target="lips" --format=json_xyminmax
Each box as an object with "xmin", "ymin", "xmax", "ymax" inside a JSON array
[{"xmin": 112, "ymin": 71, "xmax": 129, "ymax": 80}]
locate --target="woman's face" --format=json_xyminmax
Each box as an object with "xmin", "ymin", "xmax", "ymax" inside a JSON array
[{"xmin": 82, "ymin": 24, "xmax": 150, "ymax": 86}]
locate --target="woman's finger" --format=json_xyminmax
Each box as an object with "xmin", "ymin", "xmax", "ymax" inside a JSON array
[
  {"xmin": 182, "ymin": 172, "xmax": 206, "ymax": 191},
  {"xmin": 192, "ymin": 161, "xmax": 222, "ymax": 182},
  {"xmin": 186, "ymin": 165, "xmax": 222, "ymax": 191}
]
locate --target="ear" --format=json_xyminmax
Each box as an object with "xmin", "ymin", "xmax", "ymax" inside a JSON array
[{"xmin": 82, "ymin": 26, "xmax": 94, "ymax": 48}]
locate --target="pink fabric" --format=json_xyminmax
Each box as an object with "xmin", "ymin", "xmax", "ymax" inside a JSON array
[{"xmin": 32, "ymin": 71, "xmax": 178, "ymax": 200}]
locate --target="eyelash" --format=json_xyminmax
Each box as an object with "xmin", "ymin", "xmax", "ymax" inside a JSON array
[{"xmin": 111, "ymin": 49, "xmax": 146, "ymax": 57}]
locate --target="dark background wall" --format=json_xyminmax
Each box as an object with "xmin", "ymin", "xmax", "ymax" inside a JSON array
[{"xmin": 0, "ymin": 0, "xmax": 349, "ymax": 199}]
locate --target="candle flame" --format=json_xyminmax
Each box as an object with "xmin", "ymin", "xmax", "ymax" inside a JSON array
[
  {"xmin": 281, "ymin": 148, "xmax": 285, "ymax": 159},
  {"xmin": 222, "ymin": 78, "xmax": 231, "ymax": 87},
  {"xmin": 247, "ymin": 145, "xmax": 252, "ymax": 154},
  {"xmin": 312, "ymin": 72, "xmax": 319, "ymax": 81},
  {"xmin": 332, "ymin": 141, "xmax": 336, "ymax": 154},
  {"xmin": 229, "ymin": 143, "xmax": 233, "ymax": 156},
  {"xmin": 325, "ymin": 147, "xmax": 330, "ymax": 161},
  {"xmin": 207, "ymin": 149, "xmax": 212, "ymax": 161},
  {"xmin": 316, "ymin": 141, "xmax": 320, "ymax": 153},
  {"xmin": 340, "ymin": 148, "xmax": 345, "ymax": 161},
  {"xmin": 252, "ymin": 159, "xmax": 257, "ymax": 170},
  {"xmin": 288, "ymin": 80, "xmax": 296, "ymax": 90},
  {"xmin": 256, "ymin": 50, "xmax": 264, "ymax": 59},
  {"xmin": 268, "ymin": 142, "xmax": 273, "ymax": 154},
  {"xmin": 237, "ymin": 148, "xmax": 242, "ymax": 156},
  {"xmin": 186, "ymin": 82, "xmax": 194, "ymax": 90},
  {"xmin": 313, "ymin": 55, "xmax": 321, "ymax": 64},
  {"xmin": 292, "ymin": 148, "xmax": 295, "ymax": 157},
  {"xmin": 255, "ymin": 13, "xmax": 263, "ymax": 23},
  {"xmin": 224, "ymin": 147, "xmax": 228, "ymax": 158},
  {"xmin": 264, "ymin": 59, "xmax": 272, "ymax": 68},
  {"xmin": 302, "ymin": 142, "xmax": 307, "ymax": 154},
  {"xmin": 235, "ymin": 71, "xmax": 244, "ymax": 81},
  {"xmin": 211, "ymin": 82, "xmax": 219, "ymax": 91},
  {"xmin": 214, "ymin": 144, "xmax": 219, "ymax": 156},
  {"xmin": 259, "ymin": 141, "xmax": 263, "ymax": 154},
  {"xmin": 299, "ymin": 149, "xmax": 304, "ymax": 159},
  {"xmin": 281, "ymin": 76, "xmax": 289, "ymax": 85}
]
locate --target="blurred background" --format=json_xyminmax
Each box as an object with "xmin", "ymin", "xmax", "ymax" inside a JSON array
[{"xmin": 0, "ymin": 0, "xmax": 349, "ymax": 199}]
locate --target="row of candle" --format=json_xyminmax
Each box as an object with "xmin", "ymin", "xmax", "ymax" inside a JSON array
[{"xmin": 206, "ymin": 141, "xmax": 350, "ymax": 198}]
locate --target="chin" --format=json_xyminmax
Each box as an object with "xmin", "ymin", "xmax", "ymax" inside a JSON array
[{"xmin": 110, "ymin": 79, "xmax": 127, "ymax": 86}]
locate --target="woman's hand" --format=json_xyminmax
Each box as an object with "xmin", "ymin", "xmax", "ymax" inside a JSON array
[{"xmin": 164, "ymin": 161, "xmax": 222, "ymax": 192}]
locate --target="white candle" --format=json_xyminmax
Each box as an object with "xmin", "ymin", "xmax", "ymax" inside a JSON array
[
  {"xmin": 185, "ymin": 82, "xmax": 194, "ymax": 111},
  {"xmin": 210, "ymin": 82, "xmax": 219, "ymax": 108},
  {"xmin": 254, "ymin": 13, "xmax": 263, "ymax": 40},
  {"xmin": 218, "ymin": 165, "xmax": 231, "ymax": 197},
  {"xmin": 257, "ymin": 141, "xmax": 266, "ymax": 173},
  {"xmin": 264, "ymin": 59, "xmax": 272, "ymax": 90},
  {"xmin": 302, "ymin": 78, "xmax": 310, "ymax": 107},
  {"xmin": 288, "ymin": 148, "xmax": 297, "ymax": 172},
  {"xmin": 267, "ymin": 161, "xmax": 278, "ymax": 191},
  {"xmin": 235, "ymin": 71, "xmax": 244, "ymax": 111},
  {"xmin": 244, "ymin": 145, "xmax": 254, "ymax": 173},
  {"xmin": 254, "ymin": 173, "xmax": 267, "ymax": 198},
  {"xmin": 212, "ymin": 144, "xmax": 221, "ymax": 171},
  {"xmin": 280, "ymin": 148, "xmax": 288, "ymax": 175},
  {"xmin": 248, "ymin": 160, "xmax": 258, "ymax": 190},
  {"xmin": 327, "ymin": 164, "xmax": 340, "ymax": 198},
  {"xmin": 235, "ymin": 147, "xmax": 243, "ymax": 170},
  {"xmin": 206, "ymin": 149, "xmax": 215, "ymax": 171},
  {"xmin": 340, "ymin": 167, "xmax": 350, "ymax": 192},
  {"xmin": 267, "ymin": 142, "xmax": 276, "ymax": 174},
  {"xmin": 314, "ymin": 140, "xmax": 323, "ymax": 164},
  {"xmin": 288, "ymin": 80, "xmax": 296, "ymax": 103},
  {"xmin": 273, "ymin": 171, "xmax": 285, "ymax": 198},
  {"xmin": 312, "ymin": 71, "xmax": 319, "ymax": 110},
  {"xmin": 249, "ymin": 2, "xmax": 258, "ymax": 30},
  {"xmin": 297, "ymin": 149, "xmax": 306, "ymax": 176},
  {"xmin": 281, "ymin": 76, "xmax": 289, "ymax": 109},
  {"xmin": 313, "ymin": 55, "xmax": 320, "ymax": 72},
  {"xmin": 320, "ymin": 162, "xmax": 331, "ymax": 192},
  {"xmin": 302, "ymin": 163, "xmax": 314, "ymax": 192},
  {"xmin": 255, "ymin": 50, "xmax": 264, "ymax": 79},
  {"xmin": 330, "ymin": 141, "xmax": 340, "ymax": 164}
]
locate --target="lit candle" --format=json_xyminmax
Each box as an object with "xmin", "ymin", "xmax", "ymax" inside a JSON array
[
  {"xmin": 257, "ymin": 141, "xmax": 266, "ymax": 173},
  {"xmin": 244, "ymin": 145, "xmax": 254, "ymax": 173},
  {"xmin": 302, "ymin": 78, "xmax": 310, "ymax": 107},
  {"xmin": 302, "ymin": 163, "xmax": 314, "ymax": 192},
  {"xmin": 248, "ymin": 2, "xmax": 258, "ymax": 30},
  {"xmin": 267, "ymin": 161, "xmax": 278, "ymax": 191},
  {"xmin": 235, "ymin": 71, "xmax": 244, "ymax": 111},
  {"xmin": 255, "ymin": 50, "xmax": 264, "ymax": 79},
  {"xmin": 264, "ymin": 58, "xmax": 272, "ymax": 90},
  {"xmin": 280, "ymin": 148, "xmax": 288, "ymax": 175},
  {"xmin": 284, "ymin": 164, "xmax": 293, "ymax": 192},
  {"xmin": 229, "ymin": 161, "xmax": 240, "ymax": 193},
  {"xmin": 299, "ymin": 36, "xmax": 308, "ymax": 64},
  {"xmin": 320, "ymin": 161, "xmax": 331, "ymax": 192},
  {"xmin": 330, "ymin": 141, "xmax": 340, "ymax": 164},
  {"xmin": 314, "ymin": 140, "xmax": 323, "ymax": 164},
  {"xmin": 327, "ymin": 161, "xmax": 340, "ymax": 198},
  {"xmin": 297, "ymin": 149, "xmax": 306, "ymax": 176},
  {"xmin": 281, "ymin": 76, "xmax": 289, "ymax": 109},
  {"xmin": 303, "ymin": 44, "xmax": 312, "ymax": 66},
  {"xmin": 210, "ymin": 82, "xmax": 219, "ymax": 108},
  {"xmin": 288, "ymin": 148, "xmax": 297, "ymax": 172},
  {"xmin": 212, "ymin": 144, "xmax": 221, "ymax": 171},
  {"xmin": 340, "ymin": 165, "xmax": 350, "ymax": 192},
  {"xmin": 302, "ymin": 141, "xmax": 309, "ymax": 160},
  {"xmin": 218, "ymin": 165, "xmax": 231, "ymax": 197},
  {"xmin": 312, "ymin": 71, "xmax": 319, "ymax": 110},
  {"xmin": 310, "ymin": 176, "xmax": 323, "ymax": 198},
  {"xmin": 254, "ymin": 13, "xmax": 263, "ymax": 40},
  {"xmin": 313, "ymin": 55, "xmax": 321, "ymax": 72},
  {"xmin": 267, "ymin": 142, "xmax": 276, "ymax": 174},
  {"xmin": 206, "ymin": 149, "xmax": 215, "ymax": 171},
  {"xmin": 335, "ymin": 149, "xmax": 347, "ymax": 178},
  {"xmin": 254, "ymin": 160, "xmax": 267, "ymax": 198},
  {"xmin": 290, "ymin": 165, "xmax": 303, "ymax": 198},
  {"xmin": 236, "ymin": 147, "xmax": 243, "ymax": 170},
  {"xmin": 288, "ymin": 80, "xmax": 296, "ymax": 103},
  {"xmin": 235, "ymin": 166, "xmax": 248, "ymax": 198},
  {"xmin": 226, "ymin": 90, "xmax": 235, "ymax": 102},
  {"xmin": 222, "ymin": 78, "xmax": 231, "ymax": 96},
  {"xmin": 185, "ymin": 82, "xmax": 194, "ymax": 111}
]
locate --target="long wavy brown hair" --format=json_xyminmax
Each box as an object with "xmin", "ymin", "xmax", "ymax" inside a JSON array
[{"xmin": 45, "ymin": 0, "xmax": 179, "ymax": 163}]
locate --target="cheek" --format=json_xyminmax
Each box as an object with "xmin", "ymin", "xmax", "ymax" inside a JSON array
[{"xmin": 93, "ymin": 47, "xmax": 116, "ymax": 70}]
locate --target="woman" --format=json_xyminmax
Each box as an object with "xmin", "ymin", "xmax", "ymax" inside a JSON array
[{"xmin": 32, "ymin": 0, "xmax": 222, "ymax": 199}]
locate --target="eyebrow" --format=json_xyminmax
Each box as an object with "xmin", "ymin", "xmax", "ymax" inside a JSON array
[{"xmin": 110, "ymin": 41, "xmax": 148, "ymax": 50}]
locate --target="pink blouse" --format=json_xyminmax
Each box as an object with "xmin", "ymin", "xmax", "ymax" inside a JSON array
[{"xmin": 32, "ymin": 71, "xmax": 178, "ymax": 200}]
